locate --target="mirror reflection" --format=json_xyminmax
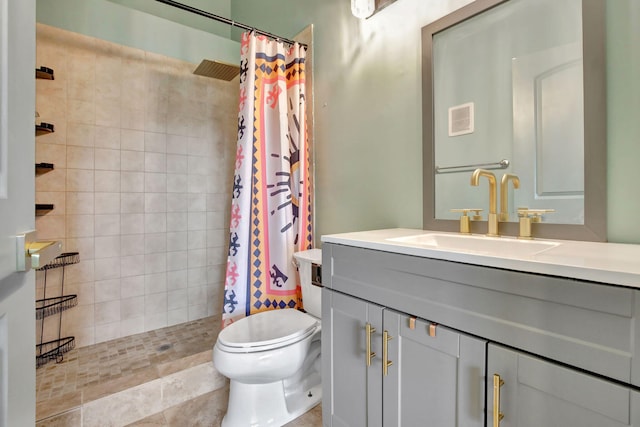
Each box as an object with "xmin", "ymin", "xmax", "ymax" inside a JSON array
[
  {"xmin": 432, "ymin": 0, "xmax": 584, "ymax": 224},
  {"xmin": 423, "ymin": 0, "xmax": 605, "ymax": 240}
]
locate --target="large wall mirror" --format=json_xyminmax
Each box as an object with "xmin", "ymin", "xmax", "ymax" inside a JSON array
[{"xmin": 422, "ymin": 0, "xmax": 606, "ymax": 241}]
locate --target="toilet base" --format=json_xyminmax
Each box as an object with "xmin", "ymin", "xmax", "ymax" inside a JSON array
[{"xmin": 221, "ymin": 378, "xmax": 321, "ymax": 427}]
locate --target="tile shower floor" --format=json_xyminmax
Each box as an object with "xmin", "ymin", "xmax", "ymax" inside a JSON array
[{"xmin": 36, "ymin": 316, "xmax": 321, "ymax": 426}]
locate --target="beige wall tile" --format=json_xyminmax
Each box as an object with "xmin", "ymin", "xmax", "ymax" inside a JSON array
[
  {"xmin": 121, "ymin": 275, "xmax": 145, "ymax": 299},
  {"xmin": 145, "ymin": 132, "xmax": 167, "ymax": 153},
  {"xmin": 120, "ymin": 234, "xmax": 144, "ymax": 257},
  {"xmin": 95, "ymin": 170, "xmax": 121, "ymax": 192},
  {"xmin": 166, "ymin": 251, "xmax": 187, "ymax": 273},
  {"xmin": 144, "ymin": 253, "xmax": 167, "ymax": 275},
  {"xmin": 95, "ymin": 126, "xmax": 120, "ymax": 149},
  {"xmin": 96, "ymin": 99, "xmax": 121, "ymax": 128},
  {"xmin": 95, "ymin": 278, "xmax": 121, "ymax": 303},
  {"xmin": 166, "ymin": 134, "xmax": 188, "ymax": 155},
  {"xmin": 68, "ymin": 98, "xmax": 96, "ymax": 125},
  {"xmin": 66, "ymin": 191, "xmax": 94, "ymax": 216},
  {"xmin": 121, "ymin": 255, "xmax": 145, "ymax": 278},
  {"xmin": 68, "ymin": 123, "xmax": 96, "ymax": 148},
  {"xmin": 167, "ymin": 193, "xmax": 187, "ymax": 212},
  {"xmin": 67, "ymin": 169, "xmax": 94, "ymax": 192},
  {"xmin": 121, "ymin": 214, "xmax": 145, "ymax": 236},
  {"xmin": 36, "ymin": 168, "xmax": 66, "ymax": 192},
  {"xmin": 144, "ymin": 152, "xmax": 166, "ymax": 173},
  {"xmin": 167, "ymin": 308, "xmax": 188, "ymax": 326},
  {"xmin": 121, "ymin": 193, "xmax": 144, "ymax": 213},
  {"xmin": 145, "ymin": 292, "xmax": 167, "ymax": 315},
  {"xmin": 35, "ymin": 215, "xmax": 66, "ymax": 240},
  {"xmin": 121, "ymin": 296, "xmax": 145, "ymax": 320},
  {"xmin": 144, "ymin": 233, "xmax": 166, "ymax": 254},
  {"xmin": 36, "ymin": 24, "xmax": 237, "ymax": 347},
  {"xmin": 67, "ymin": 145, "xmax": 95, "ymax": 169},
  {"xmin": 167, "ymin": 174, "xmax": 187, "ymax": 193},
  {"xmin": 36, "ymin": 142, "xmax": 67, "ymax": 167},
  {"xmin": 121, "ymin": 150, "xmax": 144, "ymax": 171},
  {"xmin": 94, "ymin": 321, "xmax": 121, "ymax": 343},
  {"xmin": 66, "ymin": 237, "xmax": 95, "ymax": 260},
  {"xmin": 95, "ymin": 193, "xmax": 120, "ymax": 214},
  {"xmin": 144, "ymin": 193, "xmax": 166, "ymax": 213},
  {"xmin": 119, "ymin": 317, "xmax": 145, "ymax": 337},
  {"xmin": 187, "ymin": 267, "xmax": 207, "ymax": 287},
  {"xmin": 144, "ymin": 312, "xmax": 167, "ymax": 332},
  {"xmin": 94, "ymin": 148, "xmax": 121, "ymax": 171},
  {"xmin": 144, "ymin": 172, "xmax": 167, "ymax": 192},
  {"xmin": 94, "ymin": 235, "xmax": 120, "ymax": 259},
  {"xmin": 145, "ymin": 272, "xmax": 167, "ymax": 295},
  {"xmin": 94, "ymin": 257, "xmax": 121, "ymax": 281},
  {"xmin": 167, "ymin": 231, "xmax": 188, "ymax": 252},
  {"xmin": 66, "ymin": 214, "xmax": 94, "ymax": 237}
]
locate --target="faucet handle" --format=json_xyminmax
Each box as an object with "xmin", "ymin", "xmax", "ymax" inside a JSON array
[
  {"xmin": 451, "ymin": 208, "xmax": 483, "ymax": 234},
  {"xmin": 517, "ymin": 208, "xmax": 555, "ymax": 239}
]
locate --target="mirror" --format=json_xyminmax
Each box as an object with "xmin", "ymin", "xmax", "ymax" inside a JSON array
[{"xmin": 422, "ymin": 0, "xmax": 606, "ymax": 241}]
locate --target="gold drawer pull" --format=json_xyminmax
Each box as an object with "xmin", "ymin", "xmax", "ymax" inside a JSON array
[
  {"xmin": 365, "ymin": 323, "xmax": 376, "ymax": 367},
  {"xmin": 383, "ymin": 330, "xmax": 393, "ymax": 376},
  {"xmin": 493, "ymin": 374, "xmax": 505, "ymax": 427}
]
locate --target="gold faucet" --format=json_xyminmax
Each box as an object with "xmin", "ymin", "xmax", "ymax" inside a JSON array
[
  {"xmin": 470, "ymin": 169, "xmax": 498, "ymax": 236},
  {"xmin": 500, "ymin": 174, "xmax": 520, "ymax": 222}
]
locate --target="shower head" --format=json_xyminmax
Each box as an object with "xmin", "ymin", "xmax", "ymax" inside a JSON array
[{"xmin": 193, "ymin": 59, "xmax": 240, "ymax": 81}]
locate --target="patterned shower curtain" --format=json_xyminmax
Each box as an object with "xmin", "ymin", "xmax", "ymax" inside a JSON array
[{"xmin": 222, "ymin": 32, "xmax": 312, "ymax": 327}]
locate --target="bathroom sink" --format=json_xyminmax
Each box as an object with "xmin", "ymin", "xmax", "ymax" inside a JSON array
[{"xmin": 387, "ymin": 233, "xmax": 560, "ymax": 257}]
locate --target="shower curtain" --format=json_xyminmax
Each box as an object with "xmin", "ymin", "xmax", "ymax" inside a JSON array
[{"xmin": 222, "ymin": 32, "xmax": 312, "ymax": 327}]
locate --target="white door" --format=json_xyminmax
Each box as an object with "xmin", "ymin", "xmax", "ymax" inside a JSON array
[
  {"xmin": 0, "ymin": 0, "xmax": 36, "ymax": 426},
  {"xmin": 512, "ymin": 43, "xmax": 585, "ymax": 224}
]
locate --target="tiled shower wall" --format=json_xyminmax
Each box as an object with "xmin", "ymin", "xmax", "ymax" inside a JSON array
[{"xmin": 35, "ymin": 24, "xmax": 237, "ymax": 347}]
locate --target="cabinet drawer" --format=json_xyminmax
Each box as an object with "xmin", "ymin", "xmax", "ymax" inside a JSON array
[{"xmin": 324, "ymin": 243, "xmax": 638, "ymax": 385}]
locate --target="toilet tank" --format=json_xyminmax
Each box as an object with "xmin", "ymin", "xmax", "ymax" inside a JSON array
[{"xmin": 293, "ymin": 249, "xmax": 322, "ymax": 318}]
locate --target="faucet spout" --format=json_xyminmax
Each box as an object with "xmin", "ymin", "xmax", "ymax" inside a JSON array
[
  {"xmin": 500, "ymin": 173, "xmax": 520, "ymax": 222},
  {"xmin": 470, "ymin": 169, "xmax": 498, "ymax": 236}
]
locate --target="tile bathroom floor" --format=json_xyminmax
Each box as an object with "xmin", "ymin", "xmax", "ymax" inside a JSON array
[{"xmin": 36, "ymin": 316, "xmax": 321, "ymax": 426}]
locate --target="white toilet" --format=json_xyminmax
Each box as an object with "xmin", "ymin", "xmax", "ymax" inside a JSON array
[{"xmin": 213, "ymin": 249, "xmax": 322, "ymax": 427}]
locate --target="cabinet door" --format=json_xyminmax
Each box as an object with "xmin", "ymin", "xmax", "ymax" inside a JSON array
[
  {"xmin": 383, "ymin": 311, "xmax": 486, "ymax": 426},
  {"xmin": 322, "ymin": 289, "xmax": 383, "ymax": 427},
  {"xmin": 488, "ymin": 343, "xmax": 637, "ymax": 427}
]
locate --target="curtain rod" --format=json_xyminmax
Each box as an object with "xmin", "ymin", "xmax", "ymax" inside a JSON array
[{"xmin": 153, "ymin": 0, "xmax": 307, "ymax": 48}]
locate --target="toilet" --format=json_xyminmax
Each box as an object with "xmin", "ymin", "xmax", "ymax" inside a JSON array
[{"xmin": 213, "ymin": 249, "xmax": 322, "ymax": 427}]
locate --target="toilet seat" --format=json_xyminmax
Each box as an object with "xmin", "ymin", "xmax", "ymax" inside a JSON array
[{"xmin": 217, "ymin": 309, "xmax": 319, "ymax": 353}]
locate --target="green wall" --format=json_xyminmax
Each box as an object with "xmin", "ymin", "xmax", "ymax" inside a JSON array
[
  {"xmin": 231, "ymin": 0, "xmax": 640, "ymax": 244},
  {"xmin": 106, "ymin": 0, "xmax": 231, "ymax": 38},
  {"xmin": 36, "ymin": 0, "xmax": 238, "ymax": 65}
]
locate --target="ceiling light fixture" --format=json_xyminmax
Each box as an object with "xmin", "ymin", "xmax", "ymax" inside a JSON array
[{"xmin": 351, "ymin": 0, "xmax": 375, "ymax": 19}]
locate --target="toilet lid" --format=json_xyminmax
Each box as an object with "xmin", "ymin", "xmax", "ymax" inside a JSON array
[{"xmin": 217, "ymin": 309, "xmax": 319, "ymax": 353}]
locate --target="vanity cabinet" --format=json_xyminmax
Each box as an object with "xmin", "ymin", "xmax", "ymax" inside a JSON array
[
  {"xmin": 322, "ymin": 241, "xmax": 640, "ymax": 427},
  {"xmin": 488, "ymin": 344, "xmax": 640, "ymax": 427},
  {"xmin": 382, "ymin": 309, "xmax": 485, "ymax": 426},
  {"xmin": 322, "ymin": 290, "xmax": 382, "ymax": 427},
  {"xmin": 322, "ymin": 289, "xmax": 486, "ymax": 427}
]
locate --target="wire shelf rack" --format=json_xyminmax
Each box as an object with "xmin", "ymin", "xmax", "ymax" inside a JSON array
[{"xmin": 36, "ymin": 337, "xmax": 75, "ymax": 368}]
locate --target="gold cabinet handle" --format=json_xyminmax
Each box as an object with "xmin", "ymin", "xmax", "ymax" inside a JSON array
[
  {"xmin": 365, "ymin": 323, "xmax": 376, "ymax": 367},
  {"xmin": 493, "ymin": 374, "xmax": 505, "ymax": 427},
  {"xmin": 383, "ymin": 330, "xmax": 393, "ymax": 376}
]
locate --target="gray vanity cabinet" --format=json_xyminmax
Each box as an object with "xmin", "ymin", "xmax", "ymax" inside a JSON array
[
  {"xmin": 488, "ymin": 344, "xmax": 640, "ymax": 427},
  {"xmin": 382, "ymin": 310, "xmax": 486, "ymax": 426},
  {"xmin": 322, "ymin": 289, "xmax": 383, "ymax": 427},
  {"xmin": 322, "ymin": 288, "xmax": 486, "ymax": 427},
  {"xmin": 322, "ymin": 241, "xmax": 640, "ymax": 427}
]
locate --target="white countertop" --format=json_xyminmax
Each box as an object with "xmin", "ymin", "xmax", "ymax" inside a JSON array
[{"xmin": 321, "ymin": 228, "xmax": 640, "ymax": 288}]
